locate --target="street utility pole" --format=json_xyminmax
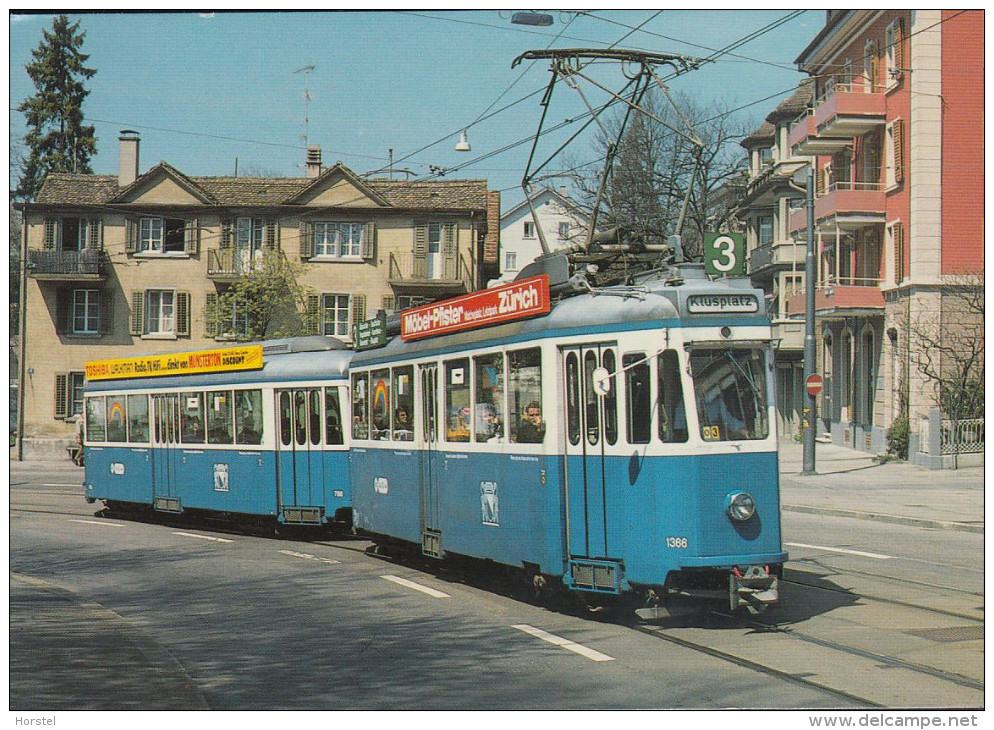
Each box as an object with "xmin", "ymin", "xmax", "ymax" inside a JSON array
[{"xmin": 801, "ymin": 164, "xmax": 817, "ymax": 475}]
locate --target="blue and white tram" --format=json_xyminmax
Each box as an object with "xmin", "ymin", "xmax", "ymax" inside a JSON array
[
  {"xmin": 83, "ymin": 337, "xmax": 353, "ymax": 527},
  {"xmin": 349, "ymin": 267, "xmax": 786, "ymax": 614}
]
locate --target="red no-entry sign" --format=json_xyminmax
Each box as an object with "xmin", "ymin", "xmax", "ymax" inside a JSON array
[{"xmin": 806, "ymin": 374, "xmax": 824, "ymax": 396}]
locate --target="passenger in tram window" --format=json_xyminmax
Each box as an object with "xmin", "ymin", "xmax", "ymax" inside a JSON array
[
  {"xmin": 516, "ymin": 401, "xmax": 546, "ymax": 443},
  {"xmin": 234, "ymin": 390, "xmax": 263, "ymax": 445},
  {"xmin": 393, "ymin": 404, "xmax": 414, "ymax": 441},
  {"xmin": 475, "ymin": 403, "xmax": 502, "ymax": 442}
]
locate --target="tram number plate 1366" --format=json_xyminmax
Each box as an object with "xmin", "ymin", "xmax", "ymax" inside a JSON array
[{"xmin": 666, "ymin": 537, "xmax": 689, "ymax": 549}]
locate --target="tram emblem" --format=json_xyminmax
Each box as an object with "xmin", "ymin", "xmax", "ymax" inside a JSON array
[{"xmin": 481, "ymin": 481, "xmax": 499, "ymax": 526}]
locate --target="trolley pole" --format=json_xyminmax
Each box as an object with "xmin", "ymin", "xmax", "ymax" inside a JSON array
[{"xmin": 801, "ymin": 164, "xmax": 817, "ymax": 475}]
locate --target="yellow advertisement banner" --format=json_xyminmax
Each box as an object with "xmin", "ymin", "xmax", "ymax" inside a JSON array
[{"xmin": 85, "ymin": 346, "xmax": 264, "ymax": 381}]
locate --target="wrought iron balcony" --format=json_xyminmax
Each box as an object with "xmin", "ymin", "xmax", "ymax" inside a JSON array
[
  {"xmin": 387, "ymin": 252, "xmax": 474, "ymax": 293},
  {"xmin": 27, "ymin": 249, "xmax": 108, "ymax": 281},
  {"xmin": 207, "ymin": 248, "xmax": 266, "ymax": 281}
]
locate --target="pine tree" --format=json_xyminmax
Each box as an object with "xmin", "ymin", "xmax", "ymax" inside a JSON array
[{"xmin": 16, "ymin": 14, "xmax": 97, "ymax": 201}]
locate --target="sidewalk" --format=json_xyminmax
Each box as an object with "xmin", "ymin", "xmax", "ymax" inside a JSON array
[{"xmin": 777, "ymin": 440, "xmax": 984, "ymax": 534}]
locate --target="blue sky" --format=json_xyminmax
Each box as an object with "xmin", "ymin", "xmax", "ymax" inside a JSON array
[{"xmin": 9, "ymin": 10, "xmax": 821, "ymax": 207}]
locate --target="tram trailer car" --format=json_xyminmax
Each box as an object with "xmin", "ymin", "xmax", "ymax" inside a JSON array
[
  {"xmin": 83, "ymin": 337, "xmax": 354, "ymax": 528},
  {"xmin": 349, "ymin": 266, "xmax": 786, "ymax": 615}
]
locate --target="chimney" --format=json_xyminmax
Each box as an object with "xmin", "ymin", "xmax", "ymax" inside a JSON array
[
  {"xmin": 306, "ymin": 145, "xmax": 322, "ymax": 178},
  {"xmin": 118, "ymin": 130, "xmax": 140, "ymax": 187}
]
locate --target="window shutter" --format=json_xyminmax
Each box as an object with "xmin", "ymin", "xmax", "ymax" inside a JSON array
[
  {"xmin": 893, "ymin": 222, "xmax": 904, "ymax": 283},
  {"xmin": 205, "ymin": 292, "xmax": 218, "ymax": 337},
  {"xmin": 893, "ymin": 19, "xmax": 904, "ymax": 74},
  {"xmin": 265, "ymin": 220, "xmax": 279, "ymax": 249},
  {"xmin": 125, "ymin": 219, "xmax": 138, "ymax": 253},
  {"xmin": 442, "ymin": 222, "xmax": 458, "ymax": 279},
  {"xmin": 892, "ymin": 119, "xmax": 904, "ymax": 184},
  {"xmin": 176, "ymin": 291, "xmax": 191, "ymax": 337},
  {"xmin": 816, "ymin": 168, "xmax": 826, "ymax": 196},
  {"xmin": 44, "ymin": 219, "xmax": 58, "ymax": 251},
  {"xmin": 361, "ymin": 222, "xmax": 376, "ymax": 260},
  {"xmin": 413, "ymin": 222, "xmax": 428, "ymax": 278},
  {"xmin": 99, "ymin": 290, "xmax": 111, "ymax": 335},
  {"xmin": 56, "ymin": 290, "xmax": 71, "ymax": 335},
  {"xmin": 381, "ymin": 295, "xmax": 395, "ymax": 314},
  {"xmin": 299, "ymin": 221, "xmax": 313, "ymax": 259},
  {"xmin": 87, "ymin": 219, "xmax": 102, "ymax": 250},
  {"xmin": 220, "ymin": 219, "xmax": 233, "ymax": 249},
  {"xmin": 305, "ymin": 294, "xmax": 320, "ymax": 336},
  {"xmin": 184, "ymin": 218, "xmax": 200, "ymax": 255},
  {"xmin": 350, "ymin": 294, "xmax": 366, "ymax": 336},
  {"xmin": 54, "ymin": 373, "xmax": 69, "ymax": 419},
  {"xmin": 129, "ymin": 291, "xmax": 144, "ymax": 336}
]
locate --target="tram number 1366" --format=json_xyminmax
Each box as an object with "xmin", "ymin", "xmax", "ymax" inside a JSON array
[{"xmin": 666, "ymin": 537, "xmax": 689, "ymax": 549}]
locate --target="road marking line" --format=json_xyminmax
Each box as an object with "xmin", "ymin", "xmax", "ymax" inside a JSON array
[
  {"xmin": 511, "ymin": 624, "xmax": 615, "ymax": 662},
  {"xmin": 173, "ymin": 531, "xmax": 233, "ymax": 543},
  {"xmin": 278, "ymin": 549, "xmax": 340, "ymax": 565},
  {"xmin": 380, "ymin": 574, "xmax": 450, "ymax": 598},
  {"xmin": 46, "ymin": 483, "xmax": 83, "ymax": 488},
  {"xmin": 786, "ymin": 542, "xmax": 894, "ymax": 560},
  {"xmin": 69, "ymin": 519, "xmax": 124, "ymax": 528}
]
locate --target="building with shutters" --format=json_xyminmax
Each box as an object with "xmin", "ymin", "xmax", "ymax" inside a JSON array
[
  {"xmin": 740, "ymin": 10, "xmax": 983, "ymax": 463},
  {"xmin": 14, "ymin": 133, "xmax": 500, "ymax": 457}
]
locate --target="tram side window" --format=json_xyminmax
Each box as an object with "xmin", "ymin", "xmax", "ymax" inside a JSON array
[
  {"xmin": 351, "ymin": 373, "xmax": 369, "ymax": 440},
  {"xmin": 207, "ymin": 390, "xmax": 234, "ymax": 444},
  {"xmin": 308, "ymin": 390, "xmax": 321, "ymax": 446},
  {"xmin": 325, "ymin": 387, "xmax": 344, "ymax": 445},
  {"xmin": 392, "ymin": 366, "xmax": 414, "ymax": 441},
  {"xmin": 278, "ymin": 392, "xmax": 292, "ymax": 446},
  {"xmin": 624, "ymin": 353, "xmax": 651, "ymax": 444},
  {"xmin": 85, "ymin": 396, "xmax": 106, "ymax": 442},
  {"xmin": 234, "ymin": 389, "xmax": 263, "ymax": 445},
  {"xmin": 658, "ymin": 351, "xmax": 688, "ymax": 443},
  {"xmin": 445, "ymin": 359, "xmax": 471, "ymax": 442},
  {"xmin": 369, "ymin": 369, "xmax": 391, "ymax": 440},
  {"xmin": 602, "ymin": 350, "xmax": 618, "ymax": 445},
  {"xmin": 105, "ymin": 395, "xmax": 128, "ymax": 443},
  {"xmin": 474, "ymin": 353, "xmax": 504, "ymax": 443},
  {"xmin": 508, "ymin": 348, "xmax": 544, "ymax": 444},
  {"xmin": 293, "ymin": 391, "xmax": 308, "ymax": 445},
  {"xmin": 181, "ymin": 392, "xmax": 206, "ymax": 444},
  {"xmin": 127, "ymin": 394, "xmax": 149, "ymax": 443}
]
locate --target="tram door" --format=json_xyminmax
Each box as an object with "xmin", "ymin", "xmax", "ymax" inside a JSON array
[
  {"xmin": 276, "ymin": 389, "xmax": 324, "ymax": 514},
  {"xmin": 419, "ymin": 364, "xmax": 443, "ymax": 556},
  {"xmin": 150, "ymin": 393, "xmax": 181, "ymax": 511},
  {"xmin": 562, "ymin": 344, "xmax": 618, "ymax": 559}
]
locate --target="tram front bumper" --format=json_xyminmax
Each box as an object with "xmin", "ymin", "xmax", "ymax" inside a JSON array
[{"xmin": 729, "ymin": 565, "xmax": 779, "ymax": 614}]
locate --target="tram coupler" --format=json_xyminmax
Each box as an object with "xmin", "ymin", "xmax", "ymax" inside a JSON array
[{"xmin": 729, "ymin": 565, "xmax": 778, "ymax": 614}]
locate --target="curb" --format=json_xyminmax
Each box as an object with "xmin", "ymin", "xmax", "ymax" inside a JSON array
[{"xmin": 782, "ymin": 503, "xmax": 983, "ymax": 534}]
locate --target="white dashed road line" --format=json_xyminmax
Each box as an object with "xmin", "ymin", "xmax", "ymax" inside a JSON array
[
  {"xmin": 380, "ymin": 574, "xmax": 451, "ymax": 598},
  {"xmin": 511, "ymin": 624, "xmax": 615, "ymax": 662},
  {"xmin": 786, "ymin": 542, "xmax": 894, "ymax": 560},
  {"xmin": 173, "ymin": 531, "xmax": 233, "ymax": 543},
  {"xmin": 278, "ymin": 549, "xmax": 341, "ymax": 565},
  {"xmin": 68, "ymin": 519, "xmax": 124, "ymax": 528}
]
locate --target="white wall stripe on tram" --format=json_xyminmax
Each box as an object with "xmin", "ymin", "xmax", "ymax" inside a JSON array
[
  {"xmin": 380, "ymin": 575, "xmax": 451, "ymax": 598},
  {"xmin": 68, "ymin": 519, "xmax": 124, "ymax": 528},
  {"xmin": 173, "ymin": 531, "xmax": 234, "ymax": 543},
  {"xmin": 511, "ymin": 624, "xmax": 615, "ymax": 662},
  {"xmin": 786, "ymin": 542, "xmax": 894, "ymax": 560},
  {"xmin": 278, "ymin": 550, "xmax": 341, "ymax": 565}
]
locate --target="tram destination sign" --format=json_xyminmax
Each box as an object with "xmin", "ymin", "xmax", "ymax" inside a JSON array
[
  {"xmin": 686, "ymin": 293, "xmax": 759, "ymax": 314},
  {"xmin": 401, "ymin": 275, "xmax": 551, "ymax": 341},
  {"xmin": 85, "ymin": 345, "xmax": 264, "ymax": 381}
]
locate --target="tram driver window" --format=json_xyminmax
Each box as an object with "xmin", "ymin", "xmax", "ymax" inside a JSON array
[
  {"xmin": 690, "ymin": 349, "xmax": 770, "ymax": 442},
  {"xmin": 623, "ymin": 353, "xmax": 650, "ymax": 444},
  {"xmin": 85, "ymin": 397, "xmax": 106, "ymax": 442},
  {"xmin": 474, "ymin": 353, "xmax": 504, "ymax": 443},
  {"xmin": 351, "ymin": 373, "xmax": 369, "ymax": 440},
  {"xmin": 445, "ymin": 359, "xmax": 471, "ymax": 442},
  {"xmin": 658, "ymin": 350, "xmax": 688, "ymax": 443},
  {"xmin": 181, "ymin": 392, "xmax": 205, "ymax": 444},
  {"xmin": 369, "ymin": 369, "xmax": 391, "ymax": 440},
  {"xmin": 234, "ymin": 389, "xmax": 263, "ymax": 445},
  {"xmin": 105, "ymin": 395, "xmax": 127, "ymax": 443},
  {"xmin": 325, "ymin": 387, "xmax": 344, "ymax": 445},
  {"xmin": 392, "ymin": 366, "xmax": 414, "ymax": 441},
  {"xmin": 207, "ymin": 391, "xmax": 234, "ymax": 444},
  {"xmin": 127, "ymin": 394, "xmax": 149, "ymax": 443},
  {"xmin": 508, "ymin": 348, "xmax": 544, "ymax": 444}
]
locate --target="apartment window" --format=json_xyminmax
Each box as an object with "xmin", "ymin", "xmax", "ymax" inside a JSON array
[
  {"xmin": 313, "ymin": 222, "xmax": 363, "ymax": 258},
  {"xmin": 147, "ymin": 290, "xmax": 175, "ymax": 334},
  {"xmin": 558, "ymin": 222, "xmax": 570, "ymax": 240},
  {"xmin": 885, "ymin": 19, "xmax": 904, "ymax": 83},
  {"xmin": 73, "ymin": 289, "xmax": 100, "ymax": 334},
  {"xmin": 758, "ymin": 215, "xmax": 774, "ymax": 246},
  {"xmin": 236, "ymin": 217, "xmax": 265, "ymax": 252},
  {"xmin": 505, "ymin": 251, "xmax": 517, "ymax": 271},
  {"xmin": 139, "ymin": 217, "xmax": 186, "ymax": 253},
  {"xmin": 397, "ymin": 295, "xmax": 429, "ymax": 311},
  {"xmin": 523, "ymin": 221, "xmax": 536, "ymax": 239},
  {"xmin": 54, "ymin": 372, "xmax": 85, "ymax": 419},
  {"xmin": 130, "ymin": 289, "xmax": 190, "ymax": 338},
  {"xmin": 322, "ymin": 294, "xmax": 351, "ymax": 338},
  {"xmin": 44, "ymin": 217, "xmax": 102, "ymax": 252}
]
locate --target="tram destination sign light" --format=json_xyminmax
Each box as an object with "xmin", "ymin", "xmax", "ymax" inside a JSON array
[
  {"xmin": 401, "ymin": 275, "xmax": 551, "ymax": 341},
  {"xmin": 85, "ymin": 345, "xmax": 264, "ymax": 381}
]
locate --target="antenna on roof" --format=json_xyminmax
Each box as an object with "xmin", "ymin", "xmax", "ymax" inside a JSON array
[{"xmin": 293, "ymin": 64, "xmax": 316, "ymax": 149}]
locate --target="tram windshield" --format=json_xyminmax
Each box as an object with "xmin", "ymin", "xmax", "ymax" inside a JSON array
[{"xmin": 689, "ymin": 348, "xmax": 770, "ymax": 442}]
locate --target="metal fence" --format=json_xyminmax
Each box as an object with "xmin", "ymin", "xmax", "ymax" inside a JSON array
[{"xmin": 920, "ymin": 416, "xmax": 985, "ymax": 455}]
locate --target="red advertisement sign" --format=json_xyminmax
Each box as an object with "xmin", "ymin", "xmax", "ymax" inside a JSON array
[{"xmin": 401, "ymin": 275, "xmax": 551, "ymax": 341}]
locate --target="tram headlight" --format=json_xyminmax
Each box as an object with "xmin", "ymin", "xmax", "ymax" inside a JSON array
[{"xmin": 726, "ymin": 492, "xmax": 756, "ymax": 522}]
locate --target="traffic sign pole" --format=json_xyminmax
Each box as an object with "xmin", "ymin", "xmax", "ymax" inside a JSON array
[{"xmin": 801, "ymin": 165, "xmax": 817, "ymax": 476}]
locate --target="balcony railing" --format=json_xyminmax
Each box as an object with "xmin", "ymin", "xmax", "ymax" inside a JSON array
[
  {"xmin": 789, "ymin": 80, "xmax": 886, "ymax": 155},
  {"xmin": 388, "ymin": 252, "xmax": 474, "ymax": 292},
  {"xmin": 789, "ymin": 181, "xmax": 886, "ymax": 234},
  {"xmin": 749, "ymin": 240, "xmax": 805, "ymax": 274},
  {"xmin": 207, "ymin": 248, "xmax": 265, "ymax": 280},
  {"xmin": 27, "ymin": 249, "xmax": 108, "ymax": 280}
]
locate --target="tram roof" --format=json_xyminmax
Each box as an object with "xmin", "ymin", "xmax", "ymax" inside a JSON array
[{"xmin": 354, "ymin": 271, "xmax": 767, "ymax": 366}]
